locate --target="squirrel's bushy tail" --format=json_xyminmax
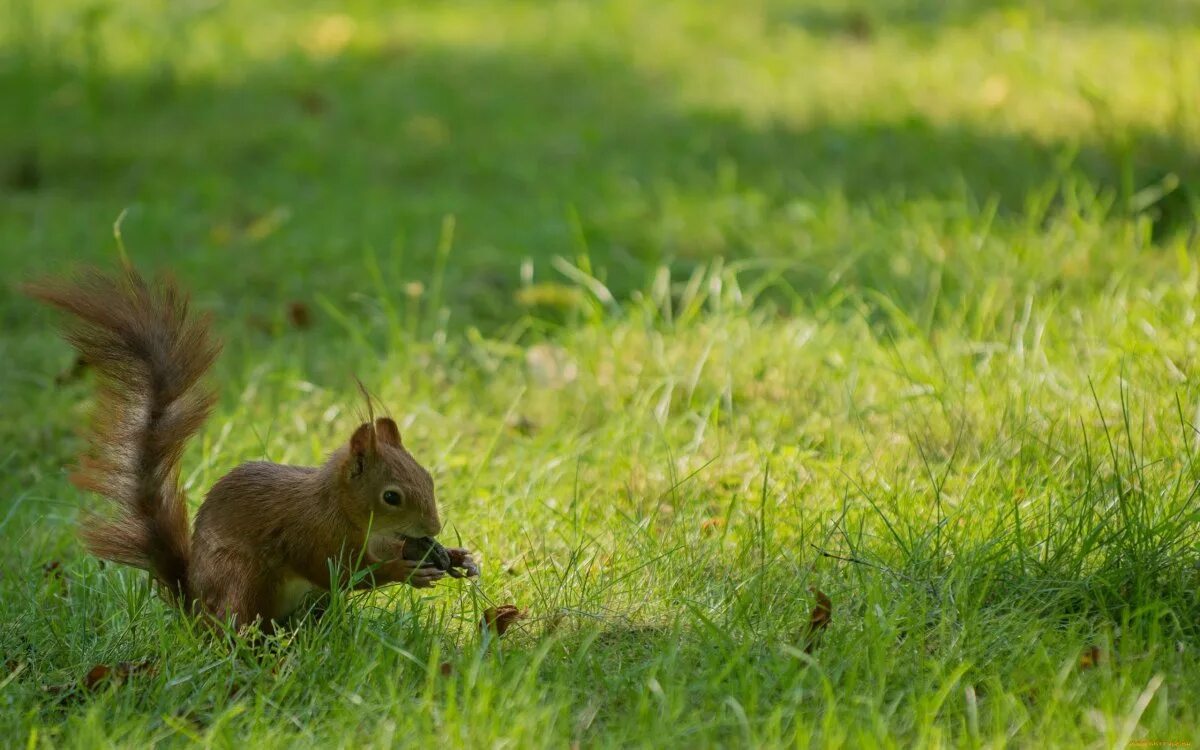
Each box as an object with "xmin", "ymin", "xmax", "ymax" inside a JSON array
[{"xmin": 26, "ymin": 267, "xmax": 221, "ymax": 605}]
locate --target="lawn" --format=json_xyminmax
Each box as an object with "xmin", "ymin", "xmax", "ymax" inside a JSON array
[{"xmin": 3, "ymin": 0, "xmax": 1200, "ymax": 746}]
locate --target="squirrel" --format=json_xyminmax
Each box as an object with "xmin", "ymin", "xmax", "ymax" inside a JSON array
[{"xmin": 26, "ymin": 265, "xmax": 477, "ymax": 632}]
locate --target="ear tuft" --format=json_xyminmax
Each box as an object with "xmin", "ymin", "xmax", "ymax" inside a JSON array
[
  {"xmin": 375, "ymin": 417, "xmax": 402, "ymax": 447},
  {"xmin": 349, "ymin": 423, "xmax": 375, "ymax": 476}
]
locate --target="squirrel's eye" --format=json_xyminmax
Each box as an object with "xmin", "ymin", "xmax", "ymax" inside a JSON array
[{"xmin": 382, "ymin": 490, "xmax": 403, "ymax": 507}]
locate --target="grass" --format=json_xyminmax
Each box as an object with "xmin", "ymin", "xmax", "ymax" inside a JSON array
[{"xmin": 3, "ymin": 0, "xmax": 1200, "ymax": 746}]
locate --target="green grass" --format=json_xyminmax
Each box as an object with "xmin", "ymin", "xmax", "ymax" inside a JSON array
[{"xmin": 3, "ymin": 0, "xmax": 1200, "ymax": 746}]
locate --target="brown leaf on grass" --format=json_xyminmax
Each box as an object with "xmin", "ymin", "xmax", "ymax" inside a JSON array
[
  {"xmin": 83, "ymin": 664, "xmax": 111, "ymax": 690},
  {"xmin": 286, "ymin": 301, "xmax": 312, "ymax": 329},
  {"xmin": 439, "ymin": 662, "xmax": 453, "ymax": 677},
  {"xmin": 1079, "ymin": 646, "xmax": 1105, "ymax": 670},
  {"xmin": 700, "ymin": 518, "xmax": 726, "ymax": 535},
  {"xmin": 481, "ymin": 605, "xmax": 524, "ymax": 636},
  {"xmin": 82, "ymin": 660, "xmax": 156, "ymax": 691},
  {"xmin": 296, "ymin": 90, "xmax": 328, "ymax": 116},
  {"xmin": 803, "ymin": 588, "xmax": 832, "ymax": 654},
  {"xmin": 42, "ymin": 561, "xmax": 62, "ymax": 578}
]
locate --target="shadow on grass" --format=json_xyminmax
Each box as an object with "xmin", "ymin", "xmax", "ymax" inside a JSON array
[{"xmin": 2, "ymin": 36, "xmax": 1196, "ymax": 325}]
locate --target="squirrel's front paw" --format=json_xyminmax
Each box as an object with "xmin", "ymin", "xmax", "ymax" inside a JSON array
[
  {"xmin": 382, "ymin": 558, "xmax": 446, "ymax": 588},
  {"xmin": 445, "ymin": 548, "xmax": 480, "ymax": 578},
  {"xmin": 406, "ymin": 562, "xmax": 447, "ymax": 588}
]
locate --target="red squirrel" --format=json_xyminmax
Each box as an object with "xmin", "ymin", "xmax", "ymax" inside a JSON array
[{"xmin": 27, "ymin": 266, "xmax": 477, "ymax": 632}]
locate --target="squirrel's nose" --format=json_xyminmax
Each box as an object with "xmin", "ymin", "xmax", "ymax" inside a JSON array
[{"xmin": 425, "ymin": 518, "xmax": 442, "ymax": 537}]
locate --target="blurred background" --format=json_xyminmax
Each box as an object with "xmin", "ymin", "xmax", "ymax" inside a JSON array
[{"xmin": 2, "ymin": 0, "xmax": 1198, "ymax": 331}]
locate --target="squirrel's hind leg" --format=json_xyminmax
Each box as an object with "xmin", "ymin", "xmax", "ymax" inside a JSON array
[{"xmin": 192, "ymin": 558, "xmax": 276, "ymax": 634}]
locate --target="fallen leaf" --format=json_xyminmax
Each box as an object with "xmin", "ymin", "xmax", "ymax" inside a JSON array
[
  {"xmin": 82, "ymin": 660, "xmax": 156, "ymax": 691},
  {"xmin": 439, "ymin": 662, "xmax": 453, "ymax": 676},
  {"xmin": 83, "ymin": 664, "xmax": 111, "ymax": 690},
  {"xmin": 287, "ymin": 301, "xmax": 312, "ymax": 329},
  {"xmin": 700, "ymin": 518, "xmax": 725, "ymax": 535},
  {"xmin": 481, "ymin": 604, "xmax": 524, "ymax": 636},
  {"xmin": 804, "ymin": 588, "xmax": 832, "ymax": 654},
  {"xmin": 296, "ymin": 90, "xmax": 328, "ymax": 116},
  {"xmin": 1079, "ymin": 646, "xmax": 1105, "ymax": 670}
]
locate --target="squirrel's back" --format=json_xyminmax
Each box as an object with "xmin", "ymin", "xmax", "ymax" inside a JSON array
[{"xmin": 26, "ymin": 266, "xmax": 221, "ymax": 605}]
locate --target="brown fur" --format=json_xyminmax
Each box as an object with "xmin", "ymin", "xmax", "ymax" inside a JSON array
[{"xmin": 28, "ymin": 266, "xmax": 467, "ymax": 631}]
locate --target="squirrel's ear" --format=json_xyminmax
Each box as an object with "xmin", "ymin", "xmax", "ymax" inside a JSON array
[
  {"xmin": 375, "ymin": 417, "xmax": 402, "ymax": 447},
  {"xmin": 348, "ymin": 422, "xmax": 376, "ymax": 477}
]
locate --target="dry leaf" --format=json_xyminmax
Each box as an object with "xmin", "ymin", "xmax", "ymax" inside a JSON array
[
  {"xmin": 287, "ymin": 301, "xmax": 312, "ymax": 329},
  {"xmin": 83, "ymin": 660, "xmax": 156, "ymax": 691},
  {"xmin": 1078, "ymin": 646, "xmax": 1105, "ymax": 670},
  {"xmin": 481, "ymin": 604, "xmax": 524, "ymax": 636},
  {"xmin": 83, "ymin": 664, "xmax": 111, "ymax": 690},
  {"xmin": 296, "ymin": 91, "xmax": 328, "ymax": 116},
  {"xmin": 439, "ymin": 662, "xmax": 453, "ymax": 677},
  {"xmin": 700, "ymin": 518, "xmax": 725, "ymax": 535},
  {"xmin": 804, "ymin": 588, "xmax": 832, "ymax": 654}
]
